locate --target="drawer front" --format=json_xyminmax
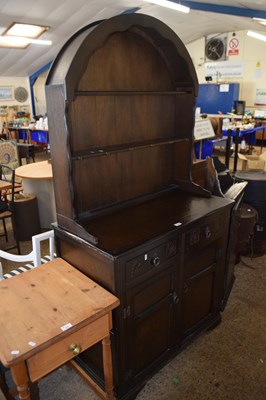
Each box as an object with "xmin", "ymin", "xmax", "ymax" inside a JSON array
[
  {"xmin": 184, "ymin": 214, "xmax": 226, "ymax": 278},
  {"xmin": 126, "ymin": 238, "xmax": 179, "ymax": 284},
  {"xmin": 27, "ymin": 314, "xmax": 110, "ymax": 382},
  {"xmin": 185, "ymin": 213, "xmax": 224, "ymax": 250}
]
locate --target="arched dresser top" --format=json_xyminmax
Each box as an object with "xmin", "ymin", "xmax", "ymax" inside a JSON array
[{"xmin": 46, "ymin": 13, "xmax": 198, "ymax": 100}]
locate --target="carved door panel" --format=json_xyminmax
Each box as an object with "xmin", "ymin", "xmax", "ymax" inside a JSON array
[{"xmin": 124, "ymin": 258, "xmax": 180, "ymax": 388}]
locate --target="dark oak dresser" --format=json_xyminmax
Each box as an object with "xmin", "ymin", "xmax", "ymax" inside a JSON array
[{"xmin": 46, "ymin": 14, "xmax": 234, "ymax": 400}]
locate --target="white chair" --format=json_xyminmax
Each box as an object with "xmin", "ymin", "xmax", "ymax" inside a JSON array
[
  {"xmin": 0, "ymin": 229, "xmax": 55, "ymax": 399},
  {"xmin": 0, "ymin": 230, "xmax": 55, "ymax": 280}
]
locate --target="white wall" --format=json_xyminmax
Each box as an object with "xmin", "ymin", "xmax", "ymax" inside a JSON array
[
  {"xmin": 0, "ymin": 76, "xmax": 31, "ymax": 110},
  {"xmin": 186, "ymin": 30, "xmax": 266, "ymax": 113},
  {"xmin": 0, "ymin": 76, "xmax": 32, "ymax": 132},
  {"xmin": 33, "ymin": 75, "xmax": 47, "ymax": 117}
]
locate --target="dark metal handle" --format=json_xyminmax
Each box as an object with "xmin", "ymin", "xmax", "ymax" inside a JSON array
[
  {"xmin": 150, "ymin": 256, "xmax": 160, "ymax": 267},
  {"xmin": 172, "ymin": 292, "xmax": 179, "ymax": 304},
  {"xmin": 205, "ymin": 226, "xmax": 211, "ymax": 239}
]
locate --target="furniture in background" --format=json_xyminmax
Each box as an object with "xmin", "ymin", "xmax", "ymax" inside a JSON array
[
  {"xmin": 0, "ymin": 164, "xmax": 20, "ymax": 253},
  {"xmin": 255, "ymin": 120, "xmax": 266, "ymax": 141},
  {"xmin": 0, "ymin": 177, "xmax": 12, "ymax": 242},
  {"xmin": 222, "ymin": 125, "xmax": 263, "ymax": 147},
  {"xmin": 15, "ymin": 160, "xmax": 56, "ymax": 229},
  {"xmin": 0, "ymin": 258, "xmax": 120, "ymax": 400},
  {"xmin": 7, "ymin": 127, "xmax": 31, "ymax": 143},
  {"xmin": 0, "ymin": 229, "xmax": 55, "ymax": 280},
  {"xmin": 254, "ymin": 120, "xmax": 266, "ymax": 153},
  {"xmin": 46, "ymin": 14, "xmax": 237, "ymax": 400},
  {"xmin": 0, "ymin": 140, "xmax": 24, "ymax": 197},
  {"xmin": 17, "ymin": 143, "xmax": 35, "ymax": 164},
  {"xmin": 30, "ymin": 129, "xmax": 49, "ymax": 152},
  {"xmin": 221, "ymin": 126, "xmax": 265, "ymax": 172},
  {"xmin": 192, "ymin": 157, "xmax": 249, "ymax": 307},
  {"xmin": 235, "ymin": 170, "xmax": 266, "ymax": 255},
  {"xmin": 13, "ymin": 194, "xmax": 41, "ymax": 241},
  {"xmin": 7, "ymin": 127, "xmax": 49, "ymax": 147},
  {"xmin": 0, "ymin": 140, "xmax": 20, "ymax": 170},
  {"xmin": 0, "ymin": 140, "xmax": 40, "ymax": 243}
]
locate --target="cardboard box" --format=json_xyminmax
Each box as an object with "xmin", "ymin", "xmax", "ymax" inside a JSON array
[{"xmin": 238, "ymin": 152, "xmax": 266, "ymax": 171}]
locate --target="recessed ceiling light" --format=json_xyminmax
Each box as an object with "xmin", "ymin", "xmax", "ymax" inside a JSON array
[
  {"xmin": 0, "ymin": 22, "xmax": 51, "ymax": 48},
  {"xmin": 4, "ymin": 22, "xmax": 49, "ymax": 38}
]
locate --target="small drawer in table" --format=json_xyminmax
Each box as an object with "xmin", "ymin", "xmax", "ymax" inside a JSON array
[{"xmin": 27, "ymin": 314, "xmax": 110, "ymax": 382}]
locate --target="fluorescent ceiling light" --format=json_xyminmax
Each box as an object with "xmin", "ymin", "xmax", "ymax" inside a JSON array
[
  {"xmin": 253, "ymin": 18, "xmax": 266, "ymax": 26},
  {"xmin": 143, "ymin": 0, "xmax": 190, "ymax": 14},
  {"xmin": 247, "ymin": 30, "xmax": 266, "ymax": 42},
  {"xmin": 0, "ymin": 36, "xmax": 51, "ymax": 48}
]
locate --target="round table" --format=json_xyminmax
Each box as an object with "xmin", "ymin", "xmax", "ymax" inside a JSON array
[{"xmin": 15, "ymin": 160, "xmax": 56, "ymax": 229}]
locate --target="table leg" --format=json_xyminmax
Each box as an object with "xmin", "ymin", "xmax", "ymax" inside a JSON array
[
  {"xmin": 225, "ymin": 129, "xmax": 232, "ymax": 169},
  {"xmin": 102, "ymin": 334, "xmax": 115, "ymax": 400},
  {"xmin": 10, "ymin": 361, "xmax": 30, "ymax": 400},
  {"xmin": 233, "ymin": 127, "xmax": 240, "ymax": 173},
  {"xmin": 260, "ymin": 125, "xmax": 265, "ymax": 154}
]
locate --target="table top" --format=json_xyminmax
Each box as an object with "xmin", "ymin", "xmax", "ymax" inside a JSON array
[
  {"xmin": 17, "ymin": 143, "xmax": 35, "ymax": 148},
  {"xmin": 8, "ymin": 126, "xmax": 48, "ymax": 132},
  {"xmin": 0, "ymin": 180, "xmax": 12, "ymax": 190},
  {"xmin": 15, "ymin": 160, "xmax": 53, "ymax": 180},
  {"xmin": 222, "ymin": 125, "xmax": 264, "ymax": 136},
  {"xmin": 0, "ymin": 257, "xmax": 120, "ymax": 367}
]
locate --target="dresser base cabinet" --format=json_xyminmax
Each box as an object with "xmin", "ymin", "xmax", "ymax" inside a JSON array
[{"xmin": 54, "ymin": 193, "xmax": 232, "ymax": 400}]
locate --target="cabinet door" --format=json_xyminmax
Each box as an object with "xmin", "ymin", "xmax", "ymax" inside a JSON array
[
  {"xmin": 182, "ymin": 257, "xmax": 220, "ymax": 335},
  {"xmin": 181, "ymin": 216, "xmax": 227, "ymax": 339},
  {"xmin": 124, "ymin": 259, "xmax": 179, "ymax": 387}
]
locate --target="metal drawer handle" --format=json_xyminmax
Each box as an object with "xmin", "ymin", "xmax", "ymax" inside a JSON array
[
  {"xmin": 205, "ymin": 226, "xmax": 211, "ymax": 239},
  {"xmin": 69, "ymin": 343, "xmax": 81, "ymax": 356},
  {"xmin": 172, "ymin": 291, "xmax": 179, "ymax": 304},
  {"xmin": 150, "ymin": 256, "xmax": 160, "ymax": 267}
]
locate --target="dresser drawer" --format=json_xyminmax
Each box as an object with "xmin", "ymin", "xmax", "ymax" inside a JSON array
[
  {"xmin": 126, "ymin": 238, "xmax": 179, "ymax": 284},
  {"xmin": 27, "ymin": 314, "xmax": 110, "ymax": 382},
  {"xmin": 185, "ymin": 213, "xmax": 223, "ymax": 250}
]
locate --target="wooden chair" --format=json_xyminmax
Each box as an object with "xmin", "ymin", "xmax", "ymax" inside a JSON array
[
  {"xmin": 0, "ymin": 140, "xmax": 23, "ymax": 198},
  {"xmin": 17, "ymin": 143, "xmax": 35, "ymax": 164},
  {"xmin": 0, "ymin": 140, "xmax": 20, "ymax": 170},
  {"xmin": 0, "ymin": 164, "xmax": 21, "ymax": 253}
]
